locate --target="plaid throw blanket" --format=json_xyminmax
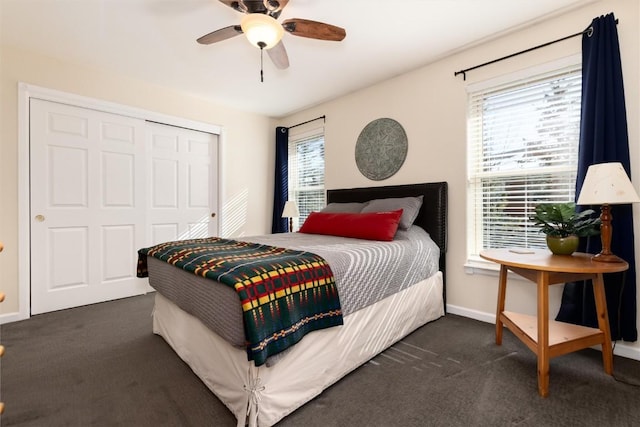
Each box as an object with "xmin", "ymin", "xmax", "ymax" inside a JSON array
[{"xmin": 137, "ymin": 237, "xmax": 343, "ymax": 366}]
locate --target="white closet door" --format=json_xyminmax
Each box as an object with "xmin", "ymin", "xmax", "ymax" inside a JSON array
[
  {"xmin": 30, "ymin": 100, "xmax": 219, "ymax": 315},
  {"xmin": 146, "ymin": 122, "xmax": 218, "ymax": 245},
  {"xmin": 30, "ymin": 99, "xmax": 149, "ymax": 314}
]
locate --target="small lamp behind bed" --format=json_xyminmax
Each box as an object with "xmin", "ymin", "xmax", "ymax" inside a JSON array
[{"xmin": 282, "ymin": 200, "xmax": 299, "ymax": 232}]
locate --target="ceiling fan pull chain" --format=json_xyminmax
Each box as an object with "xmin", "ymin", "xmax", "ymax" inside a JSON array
[{"xmin": 258, "ymin": 41, "xmax": 266, "ymax": 82}]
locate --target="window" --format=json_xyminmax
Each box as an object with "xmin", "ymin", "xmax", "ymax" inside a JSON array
[
  {"xmin": 288, "ymin": 129, "xmax": 325, "ymax": 229},
  {"xmin": 467, "ymin": 62, "xmax": 582, "ymax": 263}
]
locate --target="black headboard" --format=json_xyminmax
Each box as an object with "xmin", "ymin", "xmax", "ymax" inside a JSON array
[{"xmin": 326, "ymin": 182, "xmax": 448, "ymax": 306}]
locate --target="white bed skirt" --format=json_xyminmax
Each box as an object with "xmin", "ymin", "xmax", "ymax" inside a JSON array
[{"xmin": 152, "ymin": 271, "xmax": 444, "ymax": 427}]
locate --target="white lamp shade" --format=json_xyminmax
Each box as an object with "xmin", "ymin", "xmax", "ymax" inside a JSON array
[
  {"xmin": 281, "ymin": 200, "xmax": 299, "ymax": 218},
  {"xmin": 240, "ymin": 13, "xmax": 284, "ymax": 49},
  {"xmin": 577, "ymin": 162, "xmax": 640, "ymax": 205}
]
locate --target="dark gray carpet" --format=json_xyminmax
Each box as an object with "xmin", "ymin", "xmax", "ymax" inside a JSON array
[{"xmin": 1, "ymin": 293, "xmax": 639, "ymax": 426}]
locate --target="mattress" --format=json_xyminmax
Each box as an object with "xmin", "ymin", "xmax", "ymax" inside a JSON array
[{"xmin": 146, "ymin": 226, "xmax": 440, "ymax": 348}]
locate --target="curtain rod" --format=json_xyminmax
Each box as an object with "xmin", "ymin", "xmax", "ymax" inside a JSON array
[
  {"xmin": 454, "ymin": 19, "xmax": 618, "ymax": 81},
  {"xmin": 287, "ymin": 115, "xmax": 325, "ymax": 130}
]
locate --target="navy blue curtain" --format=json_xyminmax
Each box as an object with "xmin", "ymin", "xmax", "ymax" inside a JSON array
[
  {"xmin": 271, "ymin": 126, "xmax": 289, "ymax": 233},
  {"xmin": 556, "ymin": 13, "xmax": 637, "ymax": 342}
]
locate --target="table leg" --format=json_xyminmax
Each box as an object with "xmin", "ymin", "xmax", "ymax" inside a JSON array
[
  {"xmin": 537, "ymin": 272, "xmax": 550, "ymax": 397},
  {"xmin": 592, "ymin": 273, "xmax": 613, "ymax": 375},
  {"xmin": 495, "ymin": 265, "xmax": 508, "ymax": 345}
]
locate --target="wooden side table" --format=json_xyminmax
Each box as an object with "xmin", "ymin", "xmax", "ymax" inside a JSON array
[{"xmin": 480, "ymin": 248, "xmax": 628, "ymax": 397}]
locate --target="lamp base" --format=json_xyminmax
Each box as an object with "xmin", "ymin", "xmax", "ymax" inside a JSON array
[
  {"xmin": 591, "ymin": 252, "xmax": 626, "ymax": 263},
  {"xmin": 591, "ymin": 204, "xmax": 625, "ymax": 263}
]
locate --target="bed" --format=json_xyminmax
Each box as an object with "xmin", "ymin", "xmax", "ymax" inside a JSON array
[{"xmin": 141, "ymin": 182, "xmax": 447, "ymax": 426}]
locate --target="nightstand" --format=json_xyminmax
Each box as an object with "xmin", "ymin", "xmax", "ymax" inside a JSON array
[{"xmin": 480, "ymin": 248, "xmax": 628, "ymax": 397}]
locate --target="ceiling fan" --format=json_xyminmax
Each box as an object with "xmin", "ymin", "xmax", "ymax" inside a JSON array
[{"xmin": 197, "ymin": 0, "xmax": 346, "ymax": 73}]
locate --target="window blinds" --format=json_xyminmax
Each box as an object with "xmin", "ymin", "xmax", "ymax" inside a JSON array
[
  {"xmin": 288, "ymin": 131, "xmax": 325, "ymax": 227},
  {"xmin": 467, "ymin": 65, "xmax": 582, "ymax": 255}
]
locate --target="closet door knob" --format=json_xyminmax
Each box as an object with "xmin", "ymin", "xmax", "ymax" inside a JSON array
[{"xmin": 35, "ymin": 214, "xmax": 45, "ymax": 222}]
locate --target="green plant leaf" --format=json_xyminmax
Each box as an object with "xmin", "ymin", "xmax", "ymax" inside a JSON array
[{"xmin": 530, "ymin": 202, "xmax": 600, "ymax": 238}]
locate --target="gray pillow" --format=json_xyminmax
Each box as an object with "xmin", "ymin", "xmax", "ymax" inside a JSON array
[
  {"xmin": 320, "ymin": 202, "xmax": 368, "ymax": 213},
  {"xmin": 361, "ymin": 195, "xmax": 424, "ymax": 230}
]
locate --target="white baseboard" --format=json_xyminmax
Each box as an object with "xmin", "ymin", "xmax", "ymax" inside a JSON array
[
  {"xmin": 446, "ymin": 303, "xmax": 640, "ymax": 362},
  {"xmin": 0, "ymin": 311, "xmax": 26, "ymax": 325},
  {"xmin": 611, "ymin": 341, "xmax": 640, "ymax": 361},
  {"xmin": 447, "ymin": 303, "xmax": 496, "ymax": 324}
]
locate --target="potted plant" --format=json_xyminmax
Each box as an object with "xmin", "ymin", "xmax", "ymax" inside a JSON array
[{"xmin": 531, "ymin": 202, "xmax": 601, "ymax": 255}]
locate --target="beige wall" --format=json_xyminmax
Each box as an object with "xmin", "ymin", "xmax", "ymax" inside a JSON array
[
  {"xmin": 281, "ymin": 0, "xmax": 640, "ymax": 359},
  {"xmin": 0, "ymin": 46, "xmax": 275, "ymax": 315}
]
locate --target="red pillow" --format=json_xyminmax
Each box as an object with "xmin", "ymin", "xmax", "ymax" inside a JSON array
[{"xmin": 299, "ymin": 209, "xmax": 403, "ymax": 241}]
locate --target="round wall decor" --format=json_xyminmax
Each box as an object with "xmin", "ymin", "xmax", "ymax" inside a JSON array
[{"xmin": 355, "ymin": 118, "xmax": 408, "ymax": 181}]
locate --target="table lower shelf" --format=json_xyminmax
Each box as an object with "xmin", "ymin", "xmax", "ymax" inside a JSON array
[{"xmin": 500, "ymin": 311, "xmax": 605, "ymax": 359}]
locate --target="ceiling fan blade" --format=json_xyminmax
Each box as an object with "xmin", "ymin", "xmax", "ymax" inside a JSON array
[
  {"xmin": 218, "ymin": 0, "xmax": 289, "ymax": 17},
  {"xmin": 197, "ymin": 25, "xmax": 243, "ymax": 45},
  {"xmin": 267, "ymin": 41, "xmax": 290, "ymax": 69},
  {"xmin": 282, "ymin": 18, "xmax": 346, "ymax": 41}
]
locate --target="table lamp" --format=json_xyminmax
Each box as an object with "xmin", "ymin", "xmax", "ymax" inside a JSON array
[
  {"xmin": 577, "ymin": 162, "xmax": 640, "ymax": 262},
  {"xmin": 281, "ymin": 200, "xmax": 299, "ymax": 232}
]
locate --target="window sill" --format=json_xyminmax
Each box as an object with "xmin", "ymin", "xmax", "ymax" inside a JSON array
[
  {"xmin": 464, "ymin": 257, "xmax": 500, "ymax": 277},
  {"xmin": 465, "ymin": 255, "xmax": 533, "ymax": 283}
]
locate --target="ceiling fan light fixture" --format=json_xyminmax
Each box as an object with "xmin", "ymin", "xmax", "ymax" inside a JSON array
[{"xmin": 240, "ymin": 13, "xmax": 284, "ymax": 49}]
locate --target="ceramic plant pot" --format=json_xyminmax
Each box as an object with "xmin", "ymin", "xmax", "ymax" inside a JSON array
[{"xmin": 546, "ymin": 235, "xmax": 579, "ymax": 255}]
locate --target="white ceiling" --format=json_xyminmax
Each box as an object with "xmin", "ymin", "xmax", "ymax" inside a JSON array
[{"xmin": 1, "ymin": 0, "xmax": 593, "ymax": 117}]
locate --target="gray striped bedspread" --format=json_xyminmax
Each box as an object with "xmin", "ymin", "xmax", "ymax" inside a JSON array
[
  {"xmin": 244, "ymin": 226, "xmax": 440, "ymax": 316},
  {"xmin": 146, "ymin": 226, "xmax": 440, "ymax": 350}
]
